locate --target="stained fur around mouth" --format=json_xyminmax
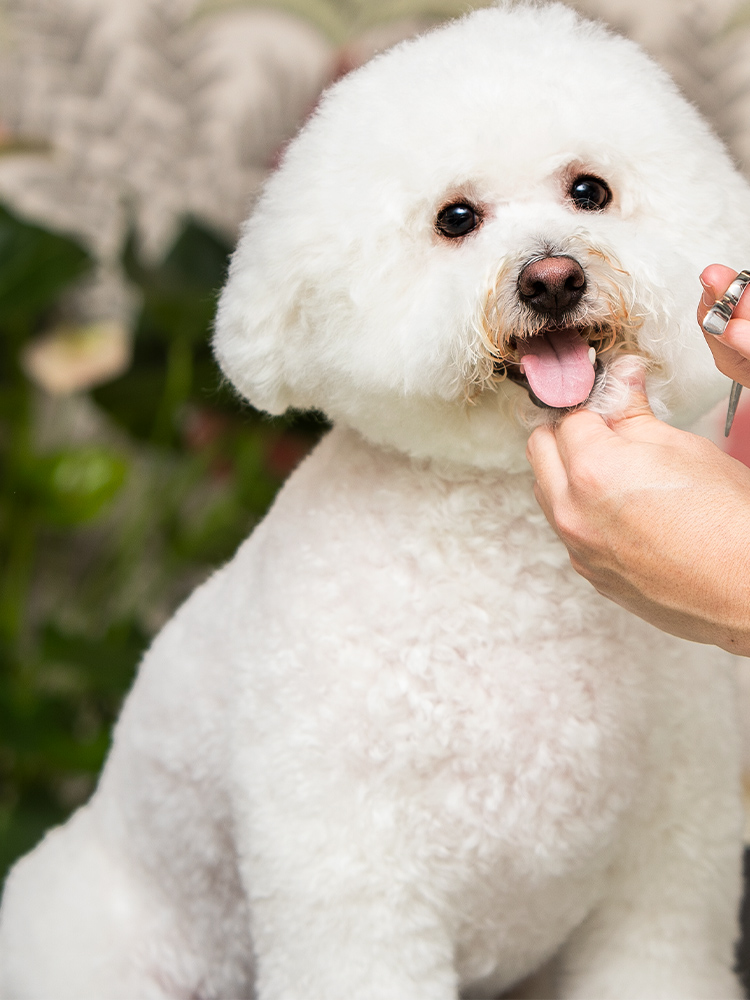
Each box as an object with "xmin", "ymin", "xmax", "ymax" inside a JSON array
[{"xmin": 469, "ymin": 241, "xmax": 646, "ymax": 406}]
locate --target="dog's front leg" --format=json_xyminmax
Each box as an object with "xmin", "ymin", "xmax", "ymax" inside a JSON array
[
  {"xmin": 553, "ymin": 658, "xmax": 744, "ymax": 1000},
  {"xmin": 235, "ymin": 803, "xmax": 459, "ymax": 1000},
  {"xmin": 554, "ymin": 851, "xmax": 744, "ymax": 998},
  {"xmin": 556, "ymin": 876, "xmax": 743, "ymax": 1000}
]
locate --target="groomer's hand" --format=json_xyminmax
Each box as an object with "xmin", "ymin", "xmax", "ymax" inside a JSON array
[
  {"xmin": 526, "ymin": 372, "xmax": 750, "ymax": 656},
  {"xmin": 700, "ymin": 263, "xmax": 750, "ymax": 384}
]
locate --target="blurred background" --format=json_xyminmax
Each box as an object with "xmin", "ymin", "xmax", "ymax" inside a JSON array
[{"xmin": 2, "ymin": 0, "xmax": 750, "ymax": 982}]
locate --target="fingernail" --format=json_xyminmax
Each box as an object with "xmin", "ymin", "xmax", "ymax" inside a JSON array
[{"xmin": 699, "ymin": 274, "xmax": 715, "ymax": 306}]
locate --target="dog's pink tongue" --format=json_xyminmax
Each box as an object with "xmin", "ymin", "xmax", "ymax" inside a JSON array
[{"xmin": 520, "ymin": 328, "xmax": 595, "ymax": 408}]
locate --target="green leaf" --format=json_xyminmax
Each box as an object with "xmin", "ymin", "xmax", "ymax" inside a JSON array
[
  {"xmin": 92, "ymin": 363, "xmax": 167, "ymax": 439},
  {"xmin": 95, "ymin": 218, "xmax": 234, "ymax": 441},
  {"xmin": 0, "ymin": 798, "xmax": 67, "ymax": 884},
  {"xmin": 123, "ymin": 217, "xmax": 231, "ymax": 297},
  {"xmin": 0, "ymin": 205, "xmax": 91, "ymax": 330},
  {"xmin": 39, "ymin": 620, "xmax": 147, "ymax": 698},
  {"xmin": 20, "ymin": 447, "xmax": 128, "ymax": 525}
]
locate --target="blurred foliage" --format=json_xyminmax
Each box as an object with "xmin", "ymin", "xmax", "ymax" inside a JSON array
[
  {"xmin": 0, "ymin": 205, "xmax": 325, "ymax": 882},
  {"xmin": 728, "ymin": 2, "xmax": 750, "ymax": 32},
  {"xmin": 198, "ymin": 0, "xmax": 493, "ymax": 42}
]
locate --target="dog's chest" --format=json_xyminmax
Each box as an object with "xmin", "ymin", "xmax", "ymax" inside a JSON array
[
  {"xmin": 344, "ymin": 486, "xmax": 646, "ymax": 865},
  {"xmin": 248, "ymin": 430, "xmax": 653, "ymax": 890}
]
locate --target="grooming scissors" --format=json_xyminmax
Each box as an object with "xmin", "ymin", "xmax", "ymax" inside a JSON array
[{"xmin": 702, "ymin": 269, "xmax": 750, "ymax": 436}]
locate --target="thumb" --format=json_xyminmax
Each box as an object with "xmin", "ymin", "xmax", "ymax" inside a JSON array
[
  {"xmin": 553, "ymin": 361, "xmax": 660, "ymax": 456},
  {"xmin": 606, "ymin": 362, "xmax": 673, "ymax": 443},
  {"xmin": 601, "ymin": 357, "xmax": 654, "ymax": 424},
  {"xmin": 612, "ymin": 372, "xmax": 653, "ymax": 422}
]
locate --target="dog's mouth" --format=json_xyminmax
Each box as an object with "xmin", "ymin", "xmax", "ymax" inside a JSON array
[
  {"xmin": 500, "ymin": 325, "xmax": 603, "ymax": 411},
  {"xmin": 479, "ymin": 249, "xmax": 645, "ymax": 411}
]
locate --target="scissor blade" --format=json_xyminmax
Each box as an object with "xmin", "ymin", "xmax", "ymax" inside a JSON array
[{"xmin": 725, "ymin": 380, "xmax": 743, "ymax": 437}]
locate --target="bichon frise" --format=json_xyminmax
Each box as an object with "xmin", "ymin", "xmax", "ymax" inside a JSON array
[{"xmin": 2, "ymin": 4, "xmax": 750, "ymax": 998}]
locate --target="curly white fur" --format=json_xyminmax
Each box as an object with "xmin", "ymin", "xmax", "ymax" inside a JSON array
[{"xmin": 2, "ymin": 4, "xmax": 750, "ymax": 999}]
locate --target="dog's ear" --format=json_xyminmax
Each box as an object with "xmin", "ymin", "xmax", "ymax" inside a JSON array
[
  {"xmin": 214, "ymin": 116, "xmax": 356, "ymax": 417},
  {"xmin": 213, "ymin": 213, "xmax": 301, "ymax": 416}
]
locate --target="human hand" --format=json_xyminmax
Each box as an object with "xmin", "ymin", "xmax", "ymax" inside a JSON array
[
  {"xmin": 526, "ymin": 376, "xmax": 750, "ymax": 654},
  {"xmin": 699, "ymin": 264, "xmax": 750, "ymax": 387}
]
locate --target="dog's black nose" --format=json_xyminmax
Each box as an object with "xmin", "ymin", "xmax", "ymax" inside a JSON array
[{"xmin": 517, "ymin": 256, "xmax": 586, "ymax": 321}]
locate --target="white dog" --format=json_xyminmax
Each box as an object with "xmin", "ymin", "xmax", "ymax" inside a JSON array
[{"xmin": 2, "ymin": 4, "xmax": 750, "ymax": 998}]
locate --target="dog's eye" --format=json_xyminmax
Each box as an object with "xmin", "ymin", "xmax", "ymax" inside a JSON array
[
  {"xmin": 435, "ymin": 203, "xmax": 480, "ymax": 238},
  {"xmin": 569, "ymin": 175, "xmax": 612, "ymax": 211}
]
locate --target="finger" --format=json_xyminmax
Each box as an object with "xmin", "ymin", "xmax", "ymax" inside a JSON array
[
  {"xmin": 555, "ymin": 383, "xmax": 668, "ymax": 459},
  {"xmin": 533, "ymin": 479, "xmax": 555, "ymax": 525},
  {"xmin": 604, "ymin": 361, "xmax": 654, "ymax": 422},
  {"xmin": 606, "ymin": 371, "xmax": 663, "ymax": 436},
  {"xmin": 526, "ymin": 425, "xmax": 570, "ymax": 507},
  {"xmin": 550, "ymin": 407, "xmax": 618, "ymax": 468},
  {"xmin": 597, "ymin": 355, "xmax": 648, "ymax": 402},
  {"xmin": 704, "ymin": 319, "xmax": 750, "ymax": 386},
  {"xmin": 714, "ymin": 315, "xmax": 750, "ymax": 356},
  {"xmin": 698, "ymin": 264, "xmax": 750, "ymax": 325}
]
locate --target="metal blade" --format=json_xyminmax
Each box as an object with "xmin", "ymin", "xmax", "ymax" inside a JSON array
[{"xmin": 725, "ymin": 380, "xmax": 743, "ymax": 437}]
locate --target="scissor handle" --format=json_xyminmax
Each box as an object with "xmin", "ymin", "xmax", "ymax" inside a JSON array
[{"xmin": 702, "ymin": 269, "xmax": 750, "ymax": 337}]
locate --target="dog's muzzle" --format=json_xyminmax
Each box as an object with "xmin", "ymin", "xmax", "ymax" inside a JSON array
[
  {"xmin": 478, "ymin": 242, "xmax": 643, "ymax": 413},
  {"xmin": 506, "ymin": 254, "xmax": 597, "ymax": 410}
]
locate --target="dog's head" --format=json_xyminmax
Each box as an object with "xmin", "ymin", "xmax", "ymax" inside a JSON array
[{"xmin": 215, "ymin": 2, "xmax": 750, "ymax": 470}]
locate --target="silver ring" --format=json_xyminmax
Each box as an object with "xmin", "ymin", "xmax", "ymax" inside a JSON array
[{"xmin": 703, "ymin": 268, "xmax": 750, "ymax": 336}]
